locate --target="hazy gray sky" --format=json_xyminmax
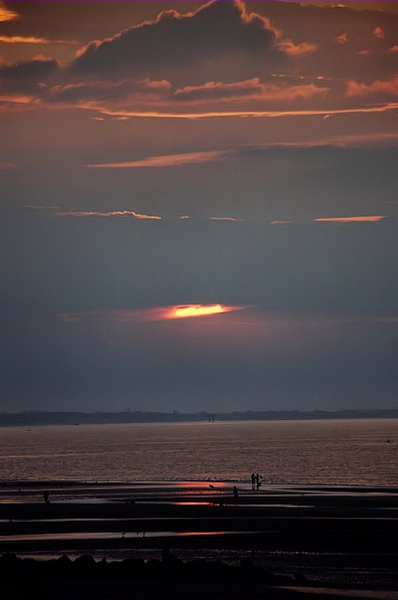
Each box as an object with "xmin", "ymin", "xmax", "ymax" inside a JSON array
[{"xmin": 1, "ymin": 1, "xmax": 397, "ymax": 412}]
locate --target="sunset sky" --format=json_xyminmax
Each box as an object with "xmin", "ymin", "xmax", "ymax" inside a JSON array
[{"xmin": 1, "ymin": 1, "xmax": 397, "ymax": 413}]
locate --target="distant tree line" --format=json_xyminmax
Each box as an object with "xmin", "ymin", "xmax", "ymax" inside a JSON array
[{"xmin": 0, "ymin": 408, "xmax": 397, "ymax": 427}]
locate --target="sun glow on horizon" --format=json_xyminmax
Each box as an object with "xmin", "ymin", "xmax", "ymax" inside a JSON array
[
  {"xmin": 58, "ymin": 305, "xmax": 245, "ymax": 324},
  {"xmin": 166, "ymin": 304, "xmax": 240, "ymax": 319}
]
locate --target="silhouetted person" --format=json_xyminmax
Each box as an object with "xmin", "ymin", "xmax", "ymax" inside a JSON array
[
  {"xmin": 43, "ymin": 490, "xmax": 50, "ymax": 504},
  {"xmin": 255, "ymin": 473, "xmax": 262, "ymax": 491},
  {"xmin": 251, "ymin": 473, "xmax": 255, "ymax": 490},
  {"xmin": 233, "ymin": 486, "xmax": 239, "ymax": 499}
]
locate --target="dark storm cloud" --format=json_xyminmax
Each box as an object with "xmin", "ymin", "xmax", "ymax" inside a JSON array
[
  {"xmin": 0, "ymin": 56, "xmax": 58, "ymax": 79},
  {"xmin": 1, "ymin": 1, "xmax": 396, "ymax": 115},
  {"xmin": 69, "ymin": 0, "xmax": 398, "ymax": 86},
  {"xmin": 2, "ymin": 2, "xmax": 204, "ymax": 45},
  {"xmin": 0, "ymin": 56, "xmax": 59, "ymax": 100},
  {"xmin": 71, "ymin": 1, "xmax": 280, "ymax": 84}
]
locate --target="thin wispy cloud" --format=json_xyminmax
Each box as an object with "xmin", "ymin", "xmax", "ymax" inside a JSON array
[
  {"xmin": 313, "ymin": 216, "xmax": 385, "ymax": 223},
  {"xmin": 0, "ymin": 36, "xmax": 76, "ymax": 45},
  {"xmin": 209, "ymin": 217, "xmax": 242, "ymax": 222},
  {"xmin": 87, "ymin": 150, "xmax": 229, "ymax": 169},
  {"xmin": 56, "ymin": 210, "xmax": 162, "ymax": 220},
  {"xmin": 86, "ymin": 102, "xmax": 398, "ymax": 120},
  {"xmin": 271, "ymin": 220, "xmax": 293, "ymax": 225},
  {"xmin": 55, "ymin": 210, "xmax": 244, "ymax": 222},
  {"xmin": 26, "ymin": 204, "xmax": 251, "ymax": 223},
  {"xmin": 0, "ymin": 94, "xmax": 33, "ymax": 105},
  {"xmin": 174, "ymin": 78, "xmax": 326, "ymax": 102}
]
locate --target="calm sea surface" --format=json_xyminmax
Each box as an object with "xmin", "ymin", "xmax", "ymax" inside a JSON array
[{"xmin": 0, "ymin": 419, "xmax": 397, "ymax": 486}]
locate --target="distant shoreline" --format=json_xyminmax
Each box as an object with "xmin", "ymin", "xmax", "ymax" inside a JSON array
[{"xmin": 0, "ymin": 408, "xmax": 397, "ymax": 427}]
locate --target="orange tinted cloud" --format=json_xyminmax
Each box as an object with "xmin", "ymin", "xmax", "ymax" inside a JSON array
[
  {"xmin": 0, "ymin": 94, "xmax": 33, "ymax": 105},
  {"xmin": 346, "ymin": 77, "xmax": 398, "ymax": 97},
  {"xmin": 278, "ymin": 41, "xmax": 317, "ymax": 56},
  {"xmin": 0, "ymin": 4, "xmax": 18, "ymax": 22},
  {"xmin": 87, "ymin": 150, "xmax": 228, "ymax": 169},
  {"xmin": 372, "ymin": 27, "xmax": 384, "ymax": 39},
  {"xmin": 1, "ymin": 0, "xmax": 397, "ymax": 122},
  {"xmin": 174, "ymin": 78, "xmax": 263, "ymax": 100},
  {"xmin": 56, "ymin": 210, "xmax": 162, "ymax": 220},
  {"xmin": 83, "ymin": 102, "xmax": 398, "ymax": 120},
  {"xmin": 0, "ymin": 36, "xmax": 75, "ymax": 45},
  {"xmin": 313, "ymin": 216, "xmax": 385, "ymax": 223},
  {"xmin": 174, "ymin": 78, "xmax": 327, "ymax": 103}
]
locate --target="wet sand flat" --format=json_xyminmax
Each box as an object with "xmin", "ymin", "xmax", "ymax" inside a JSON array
[{"xmin": 0, "ymin": 481, "xmax": 397, "ymax": 598}]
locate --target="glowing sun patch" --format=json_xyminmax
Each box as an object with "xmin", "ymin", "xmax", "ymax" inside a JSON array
[{"xmin": 166, "ymin": 304, "xmax": 239, "ymax": 319}]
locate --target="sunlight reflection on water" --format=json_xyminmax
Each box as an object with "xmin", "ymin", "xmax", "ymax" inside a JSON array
[{"xmin": 0, "ymin": 419, "xmax": 397, "ymax": 486}]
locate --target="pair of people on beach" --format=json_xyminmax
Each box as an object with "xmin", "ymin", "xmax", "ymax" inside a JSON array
[{"xmin": 251, "ymin": 472, "xmax": 262, "ymax": 491}]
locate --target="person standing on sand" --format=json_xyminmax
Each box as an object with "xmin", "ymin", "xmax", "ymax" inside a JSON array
[
  {"xmin": 251, "ymin": 473, "xmax": 255, "ymax": 490},
  {"xmin": 255, "ymin": 473, "xmax": 262, "ymax": 491}
]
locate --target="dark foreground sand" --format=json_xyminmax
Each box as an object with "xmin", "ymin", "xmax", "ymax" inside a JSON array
[{"xmin": 0, "ymin": 481, "xmax": 397, "ymax": 599}]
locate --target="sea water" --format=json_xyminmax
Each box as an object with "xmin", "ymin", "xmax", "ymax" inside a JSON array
[{"xmin": 0, "ymin": 419, "xmax": 397, "ymax": 485}]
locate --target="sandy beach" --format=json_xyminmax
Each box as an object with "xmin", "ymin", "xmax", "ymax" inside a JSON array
[{"xmin": 0, "ymin": 480, "xmax": 397, "ymax": 598}]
